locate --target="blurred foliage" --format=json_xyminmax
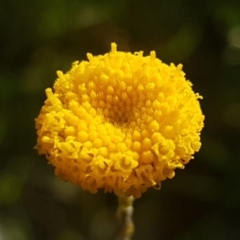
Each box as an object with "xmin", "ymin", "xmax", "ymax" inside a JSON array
[{"xmin": 1, "ymin": 0, "xmax": 240, "ymax": 239}]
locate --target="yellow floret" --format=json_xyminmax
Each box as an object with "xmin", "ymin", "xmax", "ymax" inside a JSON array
[{"xmin": 35, "ymin": 43, "xmax": 204, "ymax": 198}]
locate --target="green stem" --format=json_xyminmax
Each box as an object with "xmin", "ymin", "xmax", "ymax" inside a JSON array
[{"xmin": 116, "ymin": 195, "xmax": 135, "ymax": 240}]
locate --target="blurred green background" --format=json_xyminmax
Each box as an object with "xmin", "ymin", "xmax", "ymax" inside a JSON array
[{"xmin": 1, "ymin": 0, "xmax": 240, "ymax": 239}]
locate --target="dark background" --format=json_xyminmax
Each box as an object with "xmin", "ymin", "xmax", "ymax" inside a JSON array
[{"xmin": 1, "ymin": 0, "xmax": 240, "ymax": 239}]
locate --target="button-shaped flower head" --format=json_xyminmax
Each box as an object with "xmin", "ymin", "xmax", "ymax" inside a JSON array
[{"xmin": 35, "ymin": 43, "xmax": 204, "ymax": 198}]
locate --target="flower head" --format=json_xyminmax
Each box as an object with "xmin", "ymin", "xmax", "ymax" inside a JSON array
[{"xmin": 35, "ymin": 43, "xmax": 204, "ymax": 198}]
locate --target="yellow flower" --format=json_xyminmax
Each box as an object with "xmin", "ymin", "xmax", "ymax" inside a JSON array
[{"xmin": 35, "ymin": 43, "xmax": 204, "ymax": 198}]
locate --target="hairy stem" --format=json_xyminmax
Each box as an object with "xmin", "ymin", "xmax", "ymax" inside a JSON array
[{"xmin": 116, "ymin": 195, "xmax": 135, "ymax": 240}]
